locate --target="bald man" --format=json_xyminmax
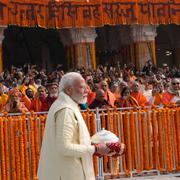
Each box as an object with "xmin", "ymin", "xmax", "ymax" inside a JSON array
[{"xmin": 89, "ymin": 89, "xmax": 111, "ymax": 109}]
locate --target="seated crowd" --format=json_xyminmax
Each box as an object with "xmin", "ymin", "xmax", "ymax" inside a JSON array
[{"xmin": 0, "ymin": 61, "xmax": 180, "ymax": 113}]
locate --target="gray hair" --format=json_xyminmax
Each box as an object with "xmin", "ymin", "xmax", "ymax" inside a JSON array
[{"xmin": 59, "ymin": 72, "xmax": 83, "ymax": 92}]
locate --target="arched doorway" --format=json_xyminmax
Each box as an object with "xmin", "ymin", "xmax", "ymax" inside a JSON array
[{"xmin": 2, "ymin": 26, "xmax": 66, "ymax": 71}]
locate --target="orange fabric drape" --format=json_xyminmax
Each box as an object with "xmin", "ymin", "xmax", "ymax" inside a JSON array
[
  {"xmin": 153, "ymin": 93, "xmax": 163, "ymax": 106},
  {"xmin": 0, "ymin": 0, "xmax": 179, "ymax": 29},
  {"xmin": 131, "ymin": 92, "xmax": 148, "ymax": 106}
]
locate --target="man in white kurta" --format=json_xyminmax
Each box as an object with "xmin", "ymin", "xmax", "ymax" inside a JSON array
[{"xmin": 37, "ymin": 72, "xmax": 109, "ymax": 180}]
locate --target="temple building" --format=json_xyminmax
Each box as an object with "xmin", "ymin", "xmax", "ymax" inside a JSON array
[{"xmin": 0, "ymin": 0, "xmax": 179, "ymax": 71}]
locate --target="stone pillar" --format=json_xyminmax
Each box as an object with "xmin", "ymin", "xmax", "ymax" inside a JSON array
[
  {"xmin": 59, "ymin": 28, "xmax": 97, "ymax": 69},
  {"xmin": 0, "ymin": 27, "xmax": 5, "ymax": 73},
  {"xmin": 130, "ymin": 25, "xmax": 157, "ymax": 69}
]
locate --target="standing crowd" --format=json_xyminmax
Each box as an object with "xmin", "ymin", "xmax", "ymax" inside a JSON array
[{"xmin": 0, "ymin": 60, "xmax": 180, "ymax": 113}]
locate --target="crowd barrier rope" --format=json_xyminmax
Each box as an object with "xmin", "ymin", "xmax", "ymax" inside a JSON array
[{"xmin": 0, "ymin": 105, "xmax": 180, "ymax": 180}]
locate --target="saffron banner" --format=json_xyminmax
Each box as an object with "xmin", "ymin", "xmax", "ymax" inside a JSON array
[{"xmin": 0, "ymin": 0, "xmax": 179, "ymax": 28}]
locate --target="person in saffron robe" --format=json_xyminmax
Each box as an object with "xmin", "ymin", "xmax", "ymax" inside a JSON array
[
  {"xmin": 86, "ymin": 80, "xmax": 96, "ymax": 105},
  {"xmin": 148, "ymin": 82, "xmax": 164, "ymax": 106},
  {"xmin": 25, "ymin": 87, "xmax": 34, "ymax": 101},
  {"xmin": 131, "ymin": 81, "xmax": 148, "ymax": 106},
  {"xmin": 89, "ymin": 89, "xmax": 111, "ymax": 109},
  {"xmin": 99, "ymin": 80, "xmax": 115, "ymax": 107},
  {"xmin": 0, "ymin": 83, "xmax": 8, "ymax": 112},
  {"xmin": 19, "ymin": 77, "xmax": 37, "ymax": 96},
  {"xmin": 46, "ymin": 82, "xmax": 59, "ymax": 110},
  {"xmin": 162, "ymin": 78, "xmax": 180, "ymax": 105},
  {"xmin": 111, "ymin": 83, "xmax": 120, "ymax": 100},
  {"xmin": 119, "ymin": 81, "xmax": 128, "ymax": 95},
  {"xmin": 115, "ymin": 87, "xmax": 139, "ymax": 108},
  {"xmin": 2, "ymin": 88, "xmax": 28, "ymax": 113},
  {"xmin": 30, "ymin": 86, "xmax": 48, "ymax": 112}
]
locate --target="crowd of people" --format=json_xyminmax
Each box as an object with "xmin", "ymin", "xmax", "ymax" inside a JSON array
[{"xmin": 0, "ymin": 60, "xmax": 180, "ymax": 113}]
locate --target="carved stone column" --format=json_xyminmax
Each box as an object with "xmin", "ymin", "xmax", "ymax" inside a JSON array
[
  {"xmin": 130, "ymin": 25, "xmax": 157, "ymax": 69},
  {"xmin": 59, "ymin": 28, "xmax": 97, "ymax": 69},
  {"xmin": 0, "ymin": 27, "xmax": 5, "ymax": 73}
]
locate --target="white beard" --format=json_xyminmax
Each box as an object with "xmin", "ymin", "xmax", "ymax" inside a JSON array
[
  {"xmin": 71, "ymin": 91, "xmax": 87, "ymax": 104},
  {"xmin": 50, "ymin": 93, "xmax": 58, "ymax": 98}
]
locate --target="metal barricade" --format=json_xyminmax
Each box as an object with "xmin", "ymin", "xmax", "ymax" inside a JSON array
[{"xmin": 0, "ymin": 106, "xmax": 180, "ymax": 180}]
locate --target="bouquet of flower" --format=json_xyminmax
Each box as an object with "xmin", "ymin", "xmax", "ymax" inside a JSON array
[{"xmin": 91, "ymin": 129, "xmax": 126, "ymax": 157}]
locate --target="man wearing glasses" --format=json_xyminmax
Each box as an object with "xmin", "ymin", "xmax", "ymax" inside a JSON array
[{"xmin": 162, "ymin": 78, "xmax": 180, "ymax": 105}]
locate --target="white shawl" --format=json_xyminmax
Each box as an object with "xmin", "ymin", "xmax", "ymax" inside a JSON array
[{"xmin": 54, "ymin": 92, "xmax": 95, "ymax": 180}]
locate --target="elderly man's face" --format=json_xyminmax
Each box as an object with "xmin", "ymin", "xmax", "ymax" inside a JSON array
[
  {"xmin": 157, "ymin": 84, "xmax": 164, "ymax": 93},
  {"xmin": 171, "ymin": 79, "xmax": 180, "ymax": 91},
  {"xmin": 100, "ymin": 82, "xmax": 108, "ymax": 92},
  {"xmin": 71, "ymin": 78, "xmax": 88, "ymax": 104},
  {"xmin": 10, "ymin": 93, "xmax": 20, "ymax": 105},
  {"xmin": 49, "ymin": 85, "xmax": 58, "ymax": 94},
  {"xmin": 119, "ymin": 82, "xmax": 127, "ymax": 92},
  {"xmin": 49, "ymin": 84, "xmax": 59, "ymax": 98},
  {"xmin": 96, "ymin": 90, "xmax": 105, "ymax": 102},
  {"xmin": 133, "ymin": 83, "xmax": 140, "ymax": 92}
]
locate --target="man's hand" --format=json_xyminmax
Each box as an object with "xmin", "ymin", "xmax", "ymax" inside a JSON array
[{"xmin": 94, "ymin": 143, "xmax": 110, "ymax": 157}]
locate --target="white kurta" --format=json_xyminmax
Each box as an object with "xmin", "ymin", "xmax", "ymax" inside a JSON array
[{"xmin": 37, "ymin": 92, "xmax": 95, "ymax": 180}]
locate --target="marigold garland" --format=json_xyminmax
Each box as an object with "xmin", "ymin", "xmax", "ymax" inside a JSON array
[
  {"xmin": 147, "ymin": 110, "xmax": 153, "ymax": 170},
  {"xmin": 19, "ymin": 117, "xmax": 25, "ymax": 180},
  {"xmin": 112, "ymin": 110, "xmax": 119, "ymax": 177},
  {"xmin": 171, "ymin": 110, "xmax": 178, "ymax": 170},
  {"xmin": 14, "ymin": 119, "xmax": 21, "ymax": 180},
  {"xmin": 0, "ymin": 118, "xmax": 6, "ymax": 180},
  {"xmin": 0, "ymin": 107, "xmax": 180, "ymax": 179},
  {"xmin": 86, "ymin": 111, "xmax": 91, "ymax": 134},
  {"xmin": 113, "ymin": 110, "xmax": 118, "ymax": 136},
  {"xmin": 118, "ymin": 111, "xmax": 128, "ymax": 175},
  {"xmin": 130, "ymin": 111, "xmax": 139, "ymax": 173},
  {"xmin": 34, "ymin": 116, "xmax": 40, "ymax": 172},
  {"xmin": 23, "ymin": 115, "xmax": 30, "ymax": 180},
  {"xmin": 163, "ymin": 109, "xmax": 170, "ymax": 172},
  {"xmin": 30, "ymin": 116, "xmax": 37, "ymax": 179},
  {"xmin": 124, "ymin": 111, "xmax": 131, "ymax": 175},
  {"xmin": 151, "ymin": 110, "xmax": 160, "ymax": 169},
  {"xmin": 141, "ymin": 110, "xmax": 149, "ymax": 170},
  {"xmin": 81, "ymin": 111, "xmax": 85, "ymax": 120},
  {"xmin": 166, "ymin": 109, "xmax": 173, "ymax": 172},
  {"xmin": 175, "ymin": 108, "xmax": 180, "ymax": 169},
  {"xmin": 9, "ymin": 117, "xmax": 17, "ymax": 180},
  {"xmin": 107, "ymin": 108, "xmax": 113, "ymax": 132},
  {"xmin": 138, "ymin": 110, "xmax": 144, "ymax": 171},
  {"xmin": 157, "ymin": 109, "xmax": 165, "ymax": 170},
  {"xmin": 4, "ymin": 118, "xmax": 10, "ymax": 180}
]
